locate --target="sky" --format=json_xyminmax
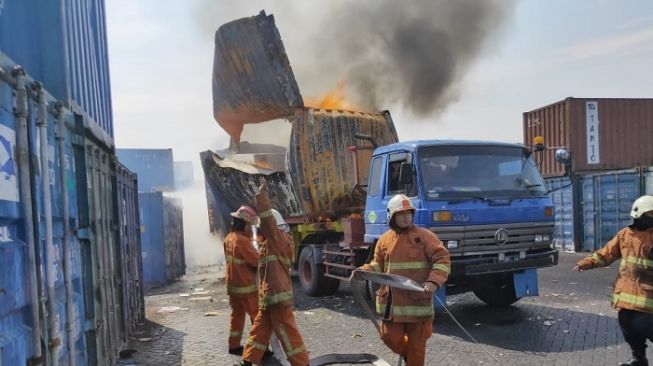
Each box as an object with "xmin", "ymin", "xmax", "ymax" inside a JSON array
[
  {"xmin": 105, "ymin": 0, "xmax": 653, "ymax": 267},
  {"xmin": 106, "ymin": 0, "xmax": 653, "ymax": 172}
]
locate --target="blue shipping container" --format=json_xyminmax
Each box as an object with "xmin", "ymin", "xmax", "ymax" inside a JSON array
[
  {"xmin": 118, "ymin": 149, "xmax": 176, "ymax": 192},
  {"xmin": 174, "ymin": 160, "xmax": 195, "ymax": 190},
  {"xmin": 0, "ymin": 0, "xmax": 114, "ymax": 138},
  {"xmin": 580, "ymin": 170, "xmax": 641, "ymax": 251},
  {"xmin": 546, "ymin": 176, "xmax": 576, "ymax": 252},
  {"xmin": 1, "ymin": 52, "xmax": 142, "ymax": 366},
  {"xmin": 139, "ymin": 192, "xmax": 186, "ymax": 287}
]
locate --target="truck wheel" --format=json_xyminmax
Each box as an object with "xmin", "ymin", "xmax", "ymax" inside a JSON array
[
  {"xmin": 298, "ymin": 247, "xmax": 339, "ymax": 297},
  {"xmin": 472, "ymin": 273, "xmax": 520, "ymax": 307}
]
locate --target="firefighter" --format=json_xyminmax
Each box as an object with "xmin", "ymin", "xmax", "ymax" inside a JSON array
[
  {"xmin": 358, "ymin": 194, "xmax": 451, "ymax": 366},
  {"xmin": 236, "ymin": 178, "xmax": 309, "ymax": 366},
  {"xmin": 574, "ymin": 195, "xmax": 653, "ymax": 366},
  {"xmin": 224, "ymin": 206, "xmax": 260, "ymax": 356}
]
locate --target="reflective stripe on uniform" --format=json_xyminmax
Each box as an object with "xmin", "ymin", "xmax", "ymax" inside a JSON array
[
  {"xmin": 259, "ymin": 290, "xmax": 294, "ymax": 307},
  {"xmin": 227, "ymin": 284, "xmax": 258, "ymax": 294},
  {"xmin": 375, "ymin": 303, "xmax": 434, "ymax": 317},
  {"xmin": 246, "ymin": 337, "xmax": 268, "ymax": 351},
  {"xmin": 387, "ymin": 261, "xmax": 429, "ymax": 270},
  {"xmin": 260, "ymin": 255, "xmax": 292, "ymax": 266},
  {"xmin": 226, "ymin": 255, "xmax": 245, "ymax": 264},
  {"xmin": 229, "ymin": 330, "xmax": 242, "ymax": 337},
  {"xmin": 613, "ymin": 292, "xmax": 653, "ymax": 311},
  {"xmin": 259, "ymin": 209, "xmax": 273, "ymax": 218},
  {"xmin": 432, "ymin": 263, "xmax": 451, "ymax": 274},
  {"xmin": 591, "ymin": 253, "xmax": 606, "ymax": 267},
  {"xmin": 620, "ymin": 255, "xmax": 653, "ymax": 268},
  {"xmin": 278, "ymin": 324, "xmax": 307, "ymax": 356}
]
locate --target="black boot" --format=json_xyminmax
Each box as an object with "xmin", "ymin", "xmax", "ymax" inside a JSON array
[
  {"xmin": 228, "ymin": 346, "xmax": 244, "ymax": 355},
  {"xmin": 262, "ymin": 349, "xmax": 274, "ymax": 359},
  {"xmin": 233, "ymin": 360, "xmax": 252, "ymax": 366},
  {"xmin": 619, "ymin": 353, "xmax": 649, "ymax": 366}
]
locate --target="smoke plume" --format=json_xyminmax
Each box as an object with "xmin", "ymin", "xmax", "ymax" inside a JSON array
[
  {"xmin": 195, "ymin": 0, "xmax": 515, "ymax": 116},
  {"xmin": 323, "ymin": 0, "xmax": 515, "ymax": 114}
]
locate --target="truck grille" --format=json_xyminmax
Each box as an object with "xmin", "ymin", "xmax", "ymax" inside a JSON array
[{"xmin": 430, "ymin": 222, "xmax": 554, "ymax": 255}]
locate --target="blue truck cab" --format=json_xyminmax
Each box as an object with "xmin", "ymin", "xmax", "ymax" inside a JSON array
[{"xmin": 362, "ymin": 140, "xmax": 559, "ymax": 306}]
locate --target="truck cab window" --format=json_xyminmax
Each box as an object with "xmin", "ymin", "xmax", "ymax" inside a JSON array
[
  {"xmin": 387, "ymin": 157, "xmax": 416, "ymax": 197},
  {"xmin": 368, "ymin": 157, "xmax": 382, "ymax": 197}
]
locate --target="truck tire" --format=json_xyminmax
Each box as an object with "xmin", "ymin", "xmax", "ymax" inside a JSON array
[
  {"xmin": 298, "ymin": 246, "xmax": 339, "ymax": 297},
  {"xmin": 472, "ymin": 273, "xmax": 520, "ymax": 307}
]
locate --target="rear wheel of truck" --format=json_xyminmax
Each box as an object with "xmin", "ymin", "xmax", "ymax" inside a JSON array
[
  {"xmin": 472, "ymin": 273, "xmax": 520, "ymax": 307},
  {"xmin": 298, "ymin": 246, "xmax": 339, "ymax": 297}
]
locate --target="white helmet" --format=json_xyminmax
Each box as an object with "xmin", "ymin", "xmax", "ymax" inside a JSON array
[
  {"xmin": 630, "ymin": 195, "xmax": 653, "ymax": 218},
  {"xmin": 387, "ymin": 194, "xmax": 415, "ymax": 221},
  {"xmin": 270, "ymin": 209, "xmax": 290, "ymax": 233}
]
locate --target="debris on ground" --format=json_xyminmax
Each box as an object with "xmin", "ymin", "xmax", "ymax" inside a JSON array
[{"xmin": 156, "ymin": 306, "xmax": 189, "ymax": 314}]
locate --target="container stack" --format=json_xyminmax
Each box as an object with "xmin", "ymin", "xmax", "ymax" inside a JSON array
[
  {"xmin": 523, "ymin": 97, "xmax": 653, "ymax": 252},
  {"xmin": 0, "ymin": 2, "xmax": 144, "ymax": 365},
  {"xmin": 116, "ymin": 149, "xmax": 186, "ymax": 288}
]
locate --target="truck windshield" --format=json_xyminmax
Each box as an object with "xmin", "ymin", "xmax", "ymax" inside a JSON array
[{"xmin": 418, "ymin": 145, "xmax": 547, "ymax": 199}]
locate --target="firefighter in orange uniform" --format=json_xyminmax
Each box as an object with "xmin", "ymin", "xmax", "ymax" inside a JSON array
[
  {"xmin": 224, "ymin": 206, "xmax": 260, "ymax": 356},
  {"xmin": 574, "ymin": 195, "xmax": 653, "ymax": 366},
  {"xmin": 236, "ymin": 178, "xmax": 309, "ymax": 366},
  {"xmin": 358, "ymin": 194, "xmax": 451, "ymax": 366}
]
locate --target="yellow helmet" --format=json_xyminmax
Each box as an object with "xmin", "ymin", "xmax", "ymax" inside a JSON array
[
  {"xmin": 387, "ymin": 194, "xmax": 415, "ymax": 221},
  {"xmin": 630, "ymin": 195, "xmax": 653, "ymax": 218}
]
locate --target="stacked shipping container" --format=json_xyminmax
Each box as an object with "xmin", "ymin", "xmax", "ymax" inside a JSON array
[
  {"xmin": 0, "ymin": 1, "xmax": 144, "ymax": 365},
  {"xmin": 524, "ymin": 98, "xmax": 653, "ymax": 252},
  {"xmin": 116, "ymin": 149, "xmax": 186, "ymax": 287}
]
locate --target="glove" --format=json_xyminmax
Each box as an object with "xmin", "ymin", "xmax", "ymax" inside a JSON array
[{"xmin": 423, "ymin": 281, "xmax": 438, "ymax": 293}]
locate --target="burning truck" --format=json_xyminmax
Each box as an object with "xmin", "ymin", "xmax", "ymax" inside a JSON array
[{"xmin": 202, "ymin": 10, "xmax": 559, "ymax": 306}]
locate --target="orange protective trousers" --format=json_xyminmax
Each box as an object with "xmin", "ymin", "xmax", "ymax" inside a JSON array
[
  {"xmin": 380, "ymin": 320, "xmax": 433, "ymax": 366},
  {"xmin": 228, "ymin": 295, "xmax": 259, "ymax": 349},
  {"xmin": 243, "ymin": 305, "xmax": 309, "ymax": 366}
]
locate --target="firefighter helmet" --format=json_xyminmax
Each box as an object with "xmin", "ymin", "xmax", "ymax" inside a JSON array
[
  {"xmin": 387, "ymin": 194, "xmax": 415, "ymax": 221},
  {"xmin": 630, "ymin": 195, "xmax": 653, "ymax": 218},
  {"xmin": 230, "ymin": 206, "xmax": 258, "ymax": 224}
]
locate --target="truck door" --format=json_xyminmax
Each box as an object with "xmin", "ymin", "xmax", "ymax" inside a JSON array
[{"xmin": 365, "ymin": 152, "xmax": 416, "ymax": 241}]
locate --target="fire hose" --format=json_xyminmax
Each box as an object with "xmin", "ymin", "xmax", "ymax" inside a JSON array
[{"xmin": 309, "ymin": 271, "xmax": 507, "ymax": 366}]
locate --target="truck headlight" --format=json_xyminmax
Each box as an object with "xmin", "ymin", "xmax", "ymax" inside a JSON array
[
  {"xmin": 534, "ymin": 235, "xmax": 543, "ymax": 243},
  {"xmin": 542, "ymin": 234, "xmax": 550, "ymax": 242},
  {"xmin": 446, "ymin": 240, "xmax": 459, "ymax": 249}
]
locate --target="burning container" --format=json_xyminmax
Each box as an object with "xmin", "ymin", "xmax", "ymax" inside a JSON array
[
  {"xmin": 203, "ymin": 10, "xmax": 398, "ymax": 234},
  {"xmin": 117, "ymin": 148, "xmax": 175, "ymax": 192},
  {"xmin": 0, "ymin": 51, "xmax": 143, "ymax": 366},
  {"xmin": 139, "ymin": 192, "xmax": 186, "ymax": 287},
  {"xmin": 525, "ymin": 98, "xmax": 653, "ymax": 252}
]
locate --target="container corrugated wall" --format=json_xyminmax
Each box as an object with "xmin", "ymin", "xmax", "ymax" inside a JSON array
[
  {"xmin": 524, "ymin": 98, "xmax": 653, "ymax": 177},
  {"xmin": 117, "ymin": 149, "xmax": 176, "ymax": 192},
  {"xmin": 0, "ymin": 53, "xmax": 142, "ymax": 365},
  {"xmin": 0, "ymin": 0, "xmax": 113, "ymax": 138},
  {"xmin": 139, "ymin": 192, "xmax": 186, "ymax": 287}
]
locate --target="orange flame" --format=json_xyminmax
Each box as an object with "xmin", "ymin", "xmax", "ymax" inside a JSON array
[{"xmin": 305, "ymin": 80, "xmax": 359, "ymax": 110}]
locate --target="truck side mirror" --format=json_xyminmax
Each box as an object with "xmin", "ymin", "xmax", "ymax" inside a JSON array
[{"xmin": 399, "ymin": 162, "xmax": 414, "ymax": 185}]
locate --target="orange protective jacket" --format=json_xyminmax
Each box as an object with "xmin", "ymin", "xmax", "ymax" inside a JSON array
[
  {"xmin": 224, "ymin": 231, "xmax": 259, "ymax": 297},
  {"xmin": 576, "ymin": 226, "xmax": 653, "ymax": 314},
  {"xmin": 255, "ymin": 188, "xmax": 295, "ymax": 309},
  {"xmin": 361, "ymin": 225, "xmax": 451, "ymax": 322}
]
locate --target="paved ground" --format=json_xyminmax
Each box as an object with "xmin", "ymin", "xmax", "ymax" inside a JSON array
[{"xmin": 120, "ymin": 252, "xmax": 653, "ymax": 366}]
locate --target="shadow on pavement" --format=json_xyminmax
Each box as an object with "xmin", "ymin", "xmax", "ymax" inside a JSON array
[{"xmin": 120, "ymin": 319, "xmax": 186, "ymax": 366}]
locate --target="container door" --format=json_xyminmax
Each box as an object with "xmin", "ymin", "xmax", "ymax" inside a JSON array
[
  {"xmin": 74, "ymin": 122, "xmax": 123, "ymax": 366},
  {"xmin": 580, "ymin": 170, "xmax": 641, "ymax": 251},
  {"xmin": 546, "ymin": 177, "xmax": 575, "ymax": 251}
]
